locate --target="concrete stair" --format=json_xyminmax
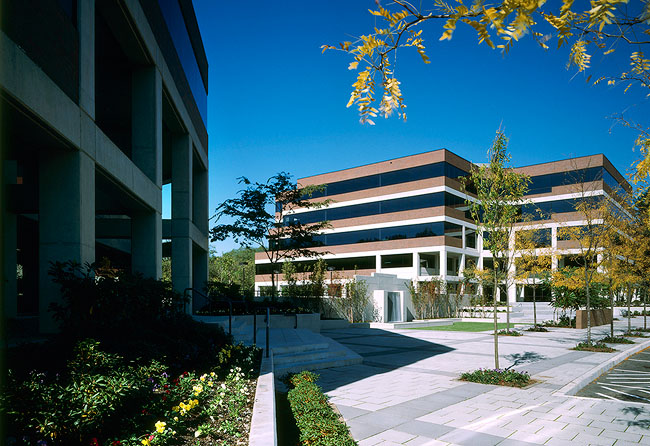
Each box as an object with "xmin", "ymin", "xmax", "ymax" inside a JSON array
[{"xmin": 235, "ymin": 327, "xmax": 362, "ymax": 376}]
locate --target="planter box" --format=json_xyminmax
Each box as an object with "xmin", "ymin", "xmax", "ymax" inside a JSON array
[{"xmin": 576, "ymin": 309, "xmax": 612, "ymax": 329}]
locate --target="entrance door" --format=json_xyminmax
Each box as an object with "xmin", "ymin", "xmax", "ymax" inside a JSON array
[{"xmin": 387, "ymin": 292, "xmax": 401, "ymax": 322}]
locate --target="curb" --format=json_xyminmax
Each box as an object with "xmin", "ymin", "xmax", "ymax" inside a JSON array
[
  {"xmin": 248, "ymin": 352, "xmax": 277, "ymax": 446},
  {"xmin": 554, "ymin": 338, "xmax": 650, "ymax": 397}
]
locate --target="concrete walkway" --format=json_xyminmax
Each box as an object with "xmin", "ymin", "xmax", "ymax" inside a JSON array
[{"xmin": 317, "ymin": 318, "xmax": 650, "ymax": 446}]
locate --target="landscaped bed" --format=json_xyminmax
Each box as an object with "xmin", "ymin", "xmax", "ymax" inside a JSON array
[
  {"xmin": 2, "ymin": 261, "xmax": 262, "ymax": 446},
  {"xmin": 460, "ymin": 368, "xmax": 531, "ymax": 387},
  {"xmin": 285, "ymin": 371, "xmax": 357, "ymax": 446}
]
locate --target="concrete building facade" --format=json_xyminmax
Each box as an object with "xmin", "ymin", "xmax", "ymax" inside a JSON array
[
  {"xmin": 254, "ymin": 149, "xmax": 629, "ymax": 322},
  {"xmin": 1, "ymin": 0, "xmax": 210, "ymax": 333}
]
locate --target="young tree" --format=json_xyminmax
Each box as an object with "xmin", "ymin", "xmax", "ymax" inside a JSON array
[
  {"xmin": 324, "ymin": 2, "xmax": 649, "ymax": 180},
  {"xmin": 464, "ymin": 131, "xmax": 530, "ymax": 369},
  {"xmin": 556, "ymin": 176, "xmax": 615, "ymax": 344},
  {"xmin": 515, "ymin": 228, "xmax": 552, "ymax": 329},
  {"xmin": 211, "ymin": 172, "xmax": 331, "ymax": 299}
]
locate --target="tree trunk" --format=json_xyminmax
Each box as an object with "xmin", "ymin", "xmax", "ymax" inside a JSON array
[
  {"xmin": 627, "ymin": 285, "xmax": 632, "ymax": 334},
  {"xmin": 506, "ymin": 286, "xmax": 511, "ymax": 332},
  {"xmin": 493, "ymin": 272, "xmax": 500, "ymax": 369},
  {"xmin": 533, "ymin": 283, "xmax": 537, "ymax": 328},
  {"xmin": 609, "ymin": 278, "xmax": 614, "ymax": 339},
  {"xmin": 271, "ymin": 271, "xmax": 277, "ymax": 302},
  {"xmin": 643, "ymin": 287, "xmax": 648, "ymax": 331},
  {"xmin": 585, "ymin": 268, "xmax": 591, "ymax": 345}
]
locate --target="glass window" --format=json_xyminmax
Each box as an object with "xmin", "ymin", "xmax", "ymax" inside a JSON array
[
  {"xmin": 381, "ymin": 254, "xmax": 413, "ymax": 268},
  {"xmin": 306, "ymin": 162, "xmax": 469, "ymax": 198},
  {"xmin": 465, "ymin": 228, "xmax": 476, "ymax": 248}
]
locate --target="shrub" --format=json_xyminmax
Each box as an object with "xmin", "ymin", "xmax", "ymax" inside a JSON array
[
  {"xmin": 573, "ymin": 341, "xmax": 616, "ymax": 352},
  {"xmin": 4, "ymin": 339, "xmax": 165, "ymax": 445},
  {"xmin": 497, "ymin": 329, "xmax": 522, "ymax": 336},
  {"xmin": 47, "ymin": 260, "xmax": 232, "ymax": 373},
  {"xmin": 601, "ymin": 336, "xmax": 634, "ymax": 344},
  {"xmin": 526, "ymin": 326, "xmax": 549, "ymax": 332},
  {"xmin": 460, "ymin": 368, "xmax": 530, "ymax": 387},
  {"xmin": 287, "ymin": 371, "xmax": 357, "ymax": 446}
]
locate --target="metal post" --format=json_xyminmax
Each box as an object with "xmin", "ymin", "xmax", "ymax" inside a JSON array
[
  {"xmin": 228, "ymin": 301, "xmax": 232, "ymax": 335},
  {"xmin": 266, "ymin": 307, "xmax": 270, "ymax": 358},
  {"xmin": 253, "ymin": 308, "xmax": 257, "ymax": 345}
]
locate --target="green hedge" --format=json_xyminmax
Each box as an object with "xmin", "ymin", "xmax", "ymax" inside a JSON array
[{"xmin": 287, "ymin": 371, "xmax": 357, "ymax": 446}]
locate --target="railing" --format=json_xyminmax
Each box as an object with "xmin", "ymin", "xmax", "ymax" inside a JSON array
[{"xmin": 186, "ymin": 288, "xmax": 270, "ymax": 358}]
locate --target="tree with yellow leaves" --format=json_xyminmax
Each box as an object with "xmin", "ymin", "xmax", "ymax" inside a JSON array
[
  {"xmin": 325, "ymin": 0, "xmax": 650, "ymax": 180},
  {"xmin": 464, "ymin": 131, "xmax": 530, "ymax": 368}
]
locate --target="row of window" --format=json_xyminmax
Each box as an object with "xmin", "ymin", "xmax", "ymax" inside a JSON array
[
  {"xmin": 302, "ymin": 163, "xmax": 623, "ymax": 202},
  {"xmin": 306, "ymin": 161, "xmax": 469, "ymax": 199},
  {"xmin": 285, "ymin": 192, "xmax": 467, "ymax": 225},
  {"xmin": 526, "ymin": 167, "xmax": 622, "ymax": 195},
  {"xmin": 256, "ymin": 253, "xmax": 588, "ymax": 276}
]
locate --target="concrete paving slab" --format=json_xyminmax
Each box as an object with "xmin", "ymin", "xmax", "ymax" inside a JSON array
[{"xmin": 317, "ymin": 317, "xmax": 650, "ymax": 445}]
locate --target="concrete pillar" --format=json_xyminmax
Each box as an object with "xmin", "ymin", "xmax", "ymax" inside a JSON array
[
  {"xmin": 375, "ymin": 254, "xmax": 381, "ymax": 272},
  {"xmin": 39, "ymin": 150, "xmax": 95, "ymax": 333},
  {"xmin": 78, "ymin": 0, "xmax": 95, "ymax": 118},
  {"xmin": 132, "ymin": 67, "xmax": 162, "ymax": 185},
  {"xmin": 3, "ymin": 161, "xmax": 17, "ymax": 318},
  {"xmin": 192, "ymin": 245, "xmax": 208, "ymax": 313},
  {"xmin": 440, "ymin": 249, "xmax": 447, "ymax": 281},
  {"xmin": 171, "ymin": 134, "xmax": 193, "ymax": 297},
  {"xmin": 192, "ymin": 159, "xmax": 209, "ymax": 235},
  {"xmin": 132, "ymin": 210, "xmax": 162, "ymax": 279},
  {"xmin": 412, "ymin": 252, "xmax": 420, "ymax": 279}
]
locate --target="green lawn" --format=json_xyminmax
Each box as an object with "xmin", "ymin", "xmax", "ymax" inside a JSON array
[{"xmin": 408, "ymin": 322, "xmax": 524, "ymax": 332}]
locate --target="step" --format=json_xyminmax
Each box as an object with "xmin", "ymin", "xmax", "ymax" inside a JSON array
[
  {"xmin": 273, "ymin": 347, "xmax": 347, "ymax": 366},
  {"xmin": 274, "ymin": 353, "xmax": 363, "ymax": 376}
]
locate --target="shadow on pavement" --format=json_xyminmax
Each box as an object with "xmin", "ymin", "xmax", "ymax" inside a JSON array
[
  {"xmin": 505, "ymin": 351, "xmax": 547, "ymax": 368},
  {"xmin": 622, "ymin": 407, "xmax": 650, "ymax": 429},
  {"xmin": 317, "ymin": 327, "xmax": 455, "ymax": 392}
]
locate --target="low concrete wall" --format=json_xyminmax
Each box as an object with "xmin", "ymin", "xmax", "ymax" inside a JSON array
[
  {"xmin": 320, "ymin": 319, "xmax": 350, "ymax": 330},
  {"xmin": 248, "ymin": 353, "xmax": 277, "ymax": 446},
  {"xmin": 576, "ymin": 309, "xmax": 612, "ymax": 329},
  {"xmin": 193, "ymin": 313, "xmax": 321, "ymax": 333}
]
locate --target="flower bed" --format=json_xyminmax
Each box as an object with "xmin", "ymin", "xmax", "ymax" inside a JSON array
[
  {"xmin": 497, "ymin": 329, "xmax": 523, "ymax": 336},
  {"xmin": 287, "ymin": 371, "xmax": 357, "ymax": 446},
  {"xmin": 3, "ymin": 340, "xmax": 260, "ymax": 445}
]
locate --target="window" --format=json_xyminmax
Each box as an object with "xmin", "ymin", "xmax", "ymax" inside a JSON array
[{"xmin": 381, "ymin": 254, "xmax": 413, "ymax": 268}]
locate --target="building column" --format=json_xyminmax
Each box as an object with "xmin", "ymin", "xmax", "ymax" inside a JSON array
[
  {"xmin": 375, "ymin": 255, "xmax": 381, "ymax": 273},
  {"xmin": 132, "ymin": 66, "xmax": 162, "ymax": 185},
  {"xmin": 413, "ymin": 252, "xmax": 420, "ymax": 279},
  {"xmin": 3, "ymin": 161, "xmax": 17, "ymax": 319},
  {"xmin": 440, "ymin": 249, "xmax": 447, "ymax": 281},
  {"xmin": 171, "ymin": 134, "xmax": 193, "ymax": 302},
  {"xmin": 192, "ymin": 245, "xmax": 208, "ymax": 313},
  {"xmin": 132, "ymin": 210, "xmax": 162, "ymax": 279},
  {"xmin": 193, "ymin": 161, "xmax": 209, "ymax": 235},
  {"xmin": 78, "ymin": 0, "xmax": 95, "ymax": 119},
  {"xmin": 39, "ymin": 150, "xmax": 95, "ymax": 333}
]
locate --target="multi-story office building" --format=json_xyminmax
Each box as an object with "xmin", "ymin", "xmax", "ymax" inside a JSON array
[
  {"xmin": 254, "ymin": 149, "xmax": 629, "ymax": 321},
  {"xmin": 1, "ymin": 0, "xmax": 210, "ymax": 333}
]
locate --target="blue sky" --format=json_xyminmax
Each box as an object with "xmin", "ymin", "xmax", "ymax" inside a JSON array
[{"xmin": 188, "ymin": 1, "xmax": 650, "ymax": 255}]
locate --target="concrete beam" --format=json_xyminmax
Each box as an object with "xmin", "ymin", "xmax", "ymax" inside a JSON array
[{"xmin": 78, "ymin": 0, "xmax": 95, "ymax": 119}]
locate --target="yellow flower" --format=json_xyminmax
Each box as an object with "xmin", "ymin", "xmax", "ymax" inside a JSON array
[
  {"xmin": 141, "ymin": 439, "xmax": 151, "ymax": 446},
  {"xmin": 210, "ymin": 371, "xmax": 216, "ymax": 377},
  {"xmin": 172, "ymin": 405, "xmax": 179, "ymax": 412},
  {"xmin": 155, "ymin": 420, "xmax": 166, "ymax": 433},
  {"xmin": 200, "ymin": 374, "xmax": 206, "ymax": 381},
  {"xmin": 173, "ymin": 416, "xmax": 178, "ymax": 422}
]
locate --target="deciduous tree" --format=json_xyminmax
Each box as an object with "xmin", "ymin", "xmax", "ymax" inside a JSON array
[
  {"xmin": 211, "ymin": 172, "xmax": 331, "ymax": 299},
  {"xmin": 464, "ymin": 131, "xmax": 530, "ymax": 368},
  {"xmin": 325, "ymin": 1, "xmax": 650, "ymax": 179}
]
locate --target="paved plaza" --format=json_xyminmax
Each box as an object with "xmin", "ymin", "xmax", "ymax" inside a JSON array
[{"xmin": 316, "ymin": 318, "xmax": 650, "ymax": 446}]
